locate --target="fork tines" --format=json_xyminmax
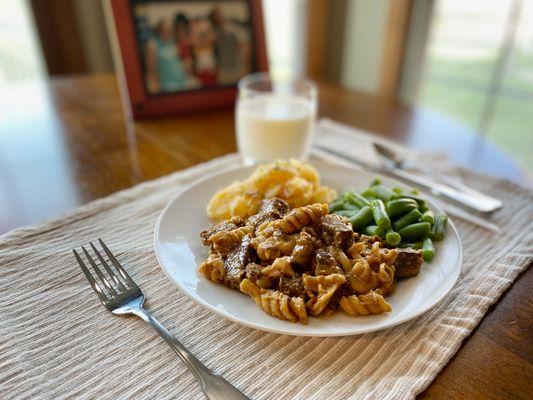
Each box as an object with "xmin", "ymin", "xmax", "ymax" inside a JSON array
[{"xmin": 74, "ymin": 239, "xmax": 140, "ymax": 308}]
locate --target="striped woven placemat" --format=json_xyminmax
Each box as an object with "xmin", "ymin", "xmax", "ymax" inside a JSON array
[{"xmin": 1, "ymin": 124, "xmax": 531, "ymax": 399}]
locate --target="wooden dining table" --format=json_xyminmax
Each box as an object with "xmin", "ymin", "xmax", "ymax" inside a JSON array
[{"xmin": 0, "ymin": 73, "xmax": 530, "ymax": 399}]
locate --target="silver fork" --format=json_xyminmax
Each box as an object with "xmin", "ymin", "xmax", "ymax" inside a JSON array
[{"xmin": 74, "ymin": 239, "xmax": 249, "ymax": 400}]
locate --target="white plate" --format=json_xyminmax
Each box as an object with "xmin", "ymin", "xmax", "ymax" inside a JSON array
[{"xmin": 154, "ymin": 161, "xmax": 462, "ymax": 336}]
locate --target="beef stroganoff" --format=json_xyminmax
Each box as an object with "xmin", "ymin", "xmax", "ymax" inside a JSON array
[
  {"xmin": 200, "ymin": 198, "xmax": 425, "ymax": 323},
  {"xmin": 199, "ymin": 161, "xmax": 427, "ymax": 324}
]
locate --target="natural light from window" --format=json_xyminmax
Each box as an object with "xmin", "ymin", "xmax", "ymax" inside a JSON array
[
  {"xmin": 0, "ymin": 0, "xmax": 44, "ymax": 85},
  {"xmin": 419, "ymin": 0, "xmax": 533, "ymax": 172}
]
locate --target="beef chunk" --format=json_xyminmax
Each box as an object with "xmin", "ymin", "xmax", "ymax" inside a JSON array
[
  {"xmin": 394, "ymin": 248, "xmax": 424, "ymax": 278},
  {"xmin": 200, "ymin": 217, "xmax": 243, "ymax": 245},
  {"xmin": 245, "ymin": 263, "xmax": 262, "ymax": 282},
  {"xmin": 246, "ymin": 198, "xmax": 289, "ymax": 231},
  {"xmin": 246, "ymin": 210, "xmax": 280, "ymax": 231},
  {"xmin": 293, "ymin": 261, "xmax": 314, "ymax": 276},
  {"xmin": 337, "ymin": 282, "xmax": 357, "ymax": 298},
  {"xmin": 314, "ymin": 248, "xmax": 343, "ymax": 276},
  {"xmin": 291, "ymin": 231, "xmax": 317, "ymax": 265},
  {"xmin": 223, "ymin": 235, "xmax": 252, "ymax": 289},
  {"xmin": 319, "ymin": 214, "xmax": 354, "ymax": 249},
  {"xmin": 278, "ymin": 274, "xmax": 306, "ymax": 297},
  {"xmin": 258, "ymin": 198, "xmax": 290, "ymax": 215}
]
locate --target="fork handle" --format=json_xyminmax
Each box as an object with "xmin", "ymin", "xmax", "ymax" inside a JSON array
[{"xmin": 132, "ymin": 308, "xmax": 249, "ymax": 400}]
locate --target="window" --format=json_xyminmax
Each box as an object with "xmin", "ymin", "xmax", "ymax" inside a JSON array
[
  {"xmin": 401, "ymin": 0, "xmax": 533, "ymax": 172},
  {"xmin": 262, "ymin": 0, "xmax": 307, "ymax": 80},
  {"xmin": 0, "ymin": 0, "xmax": 44, "ymax": 85}
]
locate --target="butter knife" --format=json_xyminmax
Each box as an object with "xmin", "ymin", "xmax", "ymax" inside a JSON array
[
  {"xmin": 314, "ymin": 144, "xmax": 503, "ymax": 215},
  {"xmin": 373, "ymin": 142, "xmax": 503, "ymax": 206},
  {"xmin": 313, "ymin": 145, "xmax": 501, "ymax": 232}
]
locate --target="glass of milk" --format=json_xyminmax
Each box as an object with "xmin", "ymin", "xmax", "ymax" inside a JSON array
[{"xmin": 236, "ymin": 72, "xmax": 317, "ymax": 164}]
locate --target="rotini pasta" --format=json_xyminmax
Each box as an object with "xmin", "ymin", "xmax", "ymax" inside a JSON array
[
  {"xmin": 346, "ymin": 259, "xmax": 378, "ymax": 293},
  {"xmin": 347, "ymin": 241, "xmax": 364, "ymax": 259},
  {"xmin": 262, "ymin": 203, "xmax": 329, "ymax": 236},
  {"xmin": 198, "ymin": 252, "xmax": 225, "ymax": 283},
  {"xmin": 260, "ymin": 256, "xmax": 294, "ymax": 278},
  {"xmin": 302, "ymin": 273, "xmax": 346, "ymax": 316},
  {"xmin": 376, "ymin": 263, "xmax": 396, "ymax": 296},
  {"xmin": 240, "ymin": 279, "xmax": 308, "ymax": 323},
  {"xmin": 251, "ymin": 234, "xmax": 297, "ymax": 261},
  {"xmin": 209, "ymin": 226, "xmax": 253, "ymax": 253},
  {"xmin": 346, "ymin": 258, "xmax": 396, "ymax": 295},
  {"xmin": 363, "ymin": 241, "xmax": 398, "ymax": 269},
  {"xmin": 339, "ymin": 290, "xmax": 392, "ymax": 316}
]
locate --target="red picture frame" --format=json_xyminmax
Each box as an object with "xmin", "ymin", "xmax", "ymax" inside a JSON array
[{"xmin": 105, "ymin": 0, "xmax": 268, "ymax": 118}]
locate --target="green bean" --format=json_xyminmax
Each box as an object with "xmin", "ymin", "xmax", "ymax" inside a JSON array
[
  {"xmin": 399, "ymin": 242, "xmax": 423, "ymax": 249},
  {"xmin": 390, "ymin": 188, "xmax": 405, "ymax": 200},
  {"xmin": 385, "ymin": 228, "xmax": 401, "ymax": 246},
  {"xmin": 344, "ymin": 202, "xmax": 360, "ymax": 211},
  {"xmin": 370, "ymin": 185, "xmax": 396, "ymax": 201},
  {"xmin": 334, "ymin": 210, "xmax": 356, "ymax": 217},
  {"xmin": 386, "ymin": 198, "xmax": 418, "ymax": 217},
  {"xmin": 431, "ymin": 214, "xmax": 448, "ymax": 241},
  {"xmin": 349, "ymin": 206, "xmax": 374, "ymax": 230},
  {"xmin": 329, "ymin": 199, "xmax": 345, "ymax": 212},
  {"xmin": 343, "ymin": 191, "xmax": 370, "ymax": 208},
  {"xmin": 363, "ymin": 225, "xmax": 384, "ymax": 237},
  {"xmin": 361, "ymin": 188, "xmax": 376, "ymax": 199},
  {"xmin": 395, "ymin": 191, "xmax": 427, "ymax": 206},
  {"xmin": 353, "ymin": 192, "xmax": 372, "ymax": 205},
  {"xmin": 393, "ymin": 209, "xmax": 422, "ymax": 231},
  {"xmin": 370, "ymin": 199, "xmax": 391, "ymax": 229},
  {"xmin": 398, "ymin": 222, "xmax": 431, "ymax": 241},
  {"xmin": 418, "ymin": 204, "xmax": 429, "ymax": 213},
  {"xmin": 420, "ymin": 210, "xmax": 435, "ymax": 225},
  {"xmin": 422, "ymin": 238, "xmax": 435, "ymax": 262}
]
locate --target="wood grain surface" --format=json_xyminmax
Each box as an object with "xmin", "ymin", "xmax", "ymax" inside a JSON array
[{"xmin": 0, "ymin": 74, "xmax": 530, "ymax": 399}]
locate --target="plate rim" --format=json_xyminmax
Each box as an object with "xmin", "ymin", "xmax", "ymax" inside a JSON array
[{"xmin": 153, "ymin": 163, "xmax": 463, "ymax": 336}]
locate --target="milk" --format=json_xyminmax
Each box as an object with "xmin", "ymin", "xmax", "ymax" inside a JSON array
[{"xmin": 236, "ymin": 95, "xmax": 315, "ymax": 164}]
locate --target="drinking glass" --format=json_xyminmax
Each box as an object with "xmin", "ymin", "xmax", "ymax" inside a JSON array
[{"xmin": 236, "ymin": 72, "xmax": 317, "ymax": 165}]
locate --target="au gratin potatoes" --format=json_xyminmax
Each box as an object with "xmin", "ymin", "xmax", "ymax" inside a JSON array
[
  {"xmin": 199, "ymin": 160, "xmax": 433, "ymax": 324},
  {"xmin": 206, "ymin": 159, "xmax": 337, "ymax": 222}
]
